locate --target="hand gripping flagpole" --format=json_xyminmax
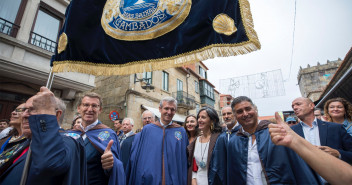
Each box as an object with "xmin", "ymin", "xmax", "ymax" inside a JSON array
[{"xmin": 20, "ymin": 68, "xmax": 55, "ymax": 185}]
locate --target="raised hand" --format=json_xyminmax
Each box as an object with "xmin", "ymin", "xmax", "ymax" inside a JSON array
[
  {"xmin": 30, "ymin": 86, "xmax": 57, "ymax": 115},
  {"xmin": 101, "ymin": 140, "xmax": 114, "ymax": 170},
  {"xmin": 268, "ymin": 112, "xmax": 297, "ymax": 147}
]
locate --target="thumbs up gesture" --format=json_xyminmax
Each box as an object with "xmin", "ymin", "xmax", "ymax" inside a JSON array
[
  {"xmin": 101, "ymin": 140, "xmax": 114, "ymax": 170},
  {"xmin": 268, "ymin": 112, "xmax": 298, "ymax": 147}
]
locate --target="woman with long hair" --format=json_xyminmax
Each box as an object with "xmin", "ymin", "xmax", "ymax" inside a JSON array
[
  {"xmin": 324, "ymin": 97, "xmax": 352, "ymax": 136},
  {"xmin": 184, "ymin": 114, "xmax": 199, "ymax": 144},
  {"xmin": 187, "ymin": 107, "xmax": 222, "ymax": 185}
]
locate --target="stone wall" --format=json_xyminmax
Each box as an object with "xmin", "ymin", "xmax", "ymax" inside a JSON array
[{"xmin": 297, "ymin": 59, "xmax": 342, "ymax": 101}]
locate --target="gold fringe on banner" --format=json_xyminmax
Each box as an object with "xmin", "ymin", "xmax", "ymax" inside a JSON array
[{"xmin": 52, "ymin": 0, "xmax": 260, "ymax": 76}]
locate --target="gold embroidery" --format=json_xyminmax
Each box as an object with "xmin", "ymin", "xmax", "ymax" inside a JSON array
[
  {"xmin": 101, "ymin": 0, "xmax": 192, "ymax": 41},
  {"xmin": 57, "ymin": 33, "xmax": 68, "ymax": 54},
  {"xmin": 52, "ymin": 0, "xmax": 260, "ymax": 76},
  {"xmin": 213, "ymin": 14, "xmax": 237, "ymax": 36}
]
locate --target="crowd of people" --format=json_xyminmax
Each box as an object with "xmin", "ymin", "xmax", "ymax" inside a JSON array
[{"xmin": 1, "ymin": 86, "xmax": 352, "ymax": 185}]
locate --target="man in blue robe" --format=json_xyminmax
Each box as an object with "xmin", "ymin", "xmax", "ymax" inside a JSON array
[
  {"xmin": 209, "ymin": 106, "xmax": 241, "ymax": 185},
  {"xmin": 69, "ymin": 92, "xmax": 125, "ymax": 185},
  {"xmin": 127, "ymin": 97, "xmax": 188, "ymax": 185},
  {"xmin": 214, "ymin": 96, "xmax": 321, "ymax": 185},
  {"xmin": 0, "ymin": 87, "xmax": 87, "ymax": 185}
]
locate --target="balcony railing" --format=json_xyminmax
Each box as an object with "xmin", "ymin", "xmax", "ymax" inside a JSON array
[
  {"xmin": 0, "ymin": 17, "xmax": 20, "ymax": 37},
  {"xmin": 29, "ymin": 32, "xmax": 57, "ymax": 52},
  {"xmin": 172, "ymin": 91, "xmax": 196, "ymax": 109}
]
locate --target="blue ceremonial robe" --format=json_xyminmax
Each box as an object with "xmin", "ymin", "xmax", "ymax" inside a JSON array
[
  {"xmin": 69, "ymin": 122, "xmax": 125, "ymax": 185},
  {"xmin": 208, "ymin": 133, "xmax": 228, "ymax": 185},
  {"xmin": 127, "ymin": 122, "xmax": 188, "ymax": 185},
  {"xmin": 227, "ymin": 121, "xmax": 321, "ymax": 185},
  {"xmin": 0, "ymin": 114, "xmax": 87, "ymax": 185}
]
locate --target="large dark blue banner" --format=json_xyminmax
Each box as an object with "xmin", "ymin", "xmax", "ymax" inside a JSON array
[{"xmin": 51, "ymin": 0, "xmax": 260, "ymax": 76}]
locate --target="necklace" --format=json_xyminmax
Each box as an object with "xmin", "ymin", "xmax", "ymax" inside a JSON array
[{"xmin": 199, "ymin": 136, "xmax": 209, "ymax": 169}]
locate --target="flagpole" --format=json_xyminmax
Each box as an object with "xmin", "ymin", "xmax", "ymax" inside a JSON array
[
  {"xmin": 46, "ymin": 67, "xmax": 55, "ymax": 90},
  {"xmin": 20, "ymin": 68, "xmax": 55, "ymax": 185}
]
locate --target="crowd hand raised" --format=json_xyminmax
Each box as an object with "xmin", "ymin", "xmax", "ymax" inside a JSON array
[
  {"xmin": 268, "ymin": 112, "xmax": 297, "ymax": 147},
  {"xmin": 318, "ymin": 146, "xmax": 340, "ymax": 158},
  {"xmin": 101, "ymin": 140, "xmax": 114, "ymax": 170},
  {"xmin": 31, "ymin": 87, "xmax": 57, "ymax": 115}
]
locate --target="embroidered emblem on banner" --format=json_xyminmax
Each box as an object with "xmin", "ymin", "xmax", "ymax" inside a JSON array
[
  {"xmin": 174, "ymin": 131, "xmax": 182, "ymax": 140},
  {"xmin": 65, "ymin": 133, "xmax": 81, "ymax": 140},
  {"xmin": 212, "ymin": 14, "xmax": 237, "ymax": 36},
  {"xmin": 57, "ymin": 32, "xmax": 68, "ymax": 54},
  {"xmin": 98, "ymin": 131, "xmax": 110, "ymax": 141},
  {"xmin": 101, "ymin": 0, "xmax": 192, "ymax": 41}
]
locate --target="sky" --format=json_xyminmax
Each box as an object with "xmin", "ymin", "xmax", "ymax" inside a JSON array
[{"xmin": 203, "ymin": 0, "xmax": 352, "ymax": 116}]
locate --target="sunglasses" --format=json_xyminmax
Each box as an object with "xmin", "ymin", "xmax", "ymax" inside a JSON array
[{"xmin": 287, "ymin": 121, "xmax": 296, "ymax": 124}]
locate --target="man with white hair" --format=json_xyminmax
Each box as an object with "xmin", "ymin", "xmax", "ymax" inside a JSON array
[
  {"xmin": 142, "ymin": 110, "xmax": 155, "ymax": 126},
  {"xmin": 120, "ymin": 118, "xmax": 134, "ymax": 146},
  {"xmin": 120, "ymin": 118, "xmax": 135, "ymax": 169},
  {"xmin": 135, "ymin": 110, "xmax": 156, "ymax": 133}
]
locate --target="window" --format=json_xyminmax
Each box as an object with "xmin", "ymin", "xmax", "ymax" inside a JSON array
[
  {"xmin": 200, "ymin": 81, "xmax": 214, "ymax": 99},
  {"xmin": 143, "ymin": 72, "xmax": 152, "ymax": 84},
  {"xmin": 177, "ymin": 79, "xmax": 183, "ymax": 91},
  {"xmin": 195, "ymin": 81, "xmax": 199, "ymax": 93},
  {"xmin": 30, "ymin": 3, "xmax": 63, "ymax": 52},
  {"xmin": 0, "ymin": 0, "xmax": 27, "ymax": 36},
  {"xmin": 199, "ymin": 66, "xmax": 207, "ymax": 79},
  {"xmin": 162, "ymin": 71, "xmax": 169, "ymax": 91},
  {"xmin": 204, "ymin": 83, "xmax": 214, "ymax": 99}
]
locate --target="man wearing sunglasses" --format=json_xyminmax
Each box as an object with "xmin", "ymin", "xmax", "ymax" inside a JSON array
[{"xmin": 286, "ymin": 116, "xmax": 297, "ymax": 126}]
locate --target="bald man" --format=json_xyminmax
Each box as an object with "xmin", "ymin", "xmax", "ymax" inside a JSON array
[{"xmin": 291, "ymin": 97, "xmax": 352, "ymax": 183}]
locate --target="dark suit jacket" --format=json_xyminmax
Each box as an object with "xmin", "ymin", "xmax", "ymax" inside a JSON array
[
  {"xmin": 120, "ymin": 134, "xmax": 136, "ymax": 170},
  {"xmin": 291, "ymin": 119, "xmax": 352, "ymax": 164}
]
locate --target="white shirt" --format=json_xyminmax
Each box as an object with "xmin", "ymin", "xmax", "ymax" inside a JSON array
[
  {"xmin": 120, "ymin": 130, "xmax": 134, "ymax": 146},
  {"xmin": 226, "ymin": 122, "xmax": 239, "ymax": 141},
  {"xmin": 192, "ymin": 137, "xmax": 209, "ymax": 185},
  {"xmin": 241, "ymin": 128, "xmax": 267, "ymax": 185},
  {"xmin": 300, "ymin": 119, "xmax": 327, "ymax": 183},
  {"xmin": 160, "ymin": 120, "xmax": 173, "ymax": 128},
  {"xmin": 80, "ymin": 119, "xmax": 99, "ymax": 140},
  {"xmin": 300, "ymin": 118, "xmax": 321, "ymax": 146}
]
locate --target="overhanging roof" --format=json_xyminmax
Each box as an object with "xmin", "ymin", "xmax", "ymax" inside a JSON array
[
  {"xmin": 142, "ymin": 105, "xmax": 186, "ymax": 123},
  {"xmin": 316, "ymin": 47, "xmax": 352, "ymax": 107}
]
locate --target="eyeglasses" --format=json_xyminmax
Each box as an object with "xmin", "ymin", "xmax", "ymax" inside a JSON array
[
  {"xmin": 15, "ymin": 108, "xmax": 28, "ymax": 113},
  {"xmin": 287, "ymin": 121, "xmax": 296, "ymax": 124},
  {"xmin": 143, "ymin": 117, "xmax": 152, "ymax": 120},
  {"xmin": 81, "ymin": 103, "xmax": 100, "ymax": 110}
]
